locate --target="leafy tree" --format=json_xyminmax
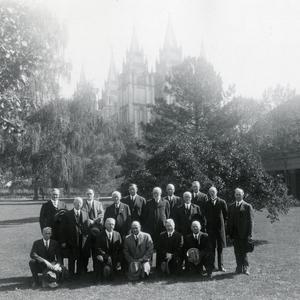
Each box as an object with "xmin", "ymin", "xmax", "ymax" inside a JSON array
[
  {"xmin": 0, "ymin": 0, "xmax": 69, "ymax": 133},
  {"xmin": 124, "ymin": 57, "xmax": 292, "ymax": 221}
]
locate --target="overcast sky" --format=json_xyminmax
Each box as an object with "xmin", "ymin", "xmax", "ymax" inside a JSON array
[{"xmin": 44, "ymin": 0, "xmax": 300, "ymax": 99}]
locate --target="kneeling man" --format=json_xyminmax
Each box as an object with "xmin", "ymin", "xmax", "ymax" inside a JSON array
[
  {"xmin": 157, "ymin": 219, "xmax": 183, "ymax": 275},
  {"xmin": 94, "ymin": 218, "xmax": 123, "ymax": 280},
  {"xmin": 29, "ymin": 227, "xmax": 64, "ymax": 288},
  {"xmin": 124, "ymin": 221, "xmax": 154, "ymax": 280},
  {"xmin": 184, "ymin": 221, "xmax": 213, "ymax": 279}
]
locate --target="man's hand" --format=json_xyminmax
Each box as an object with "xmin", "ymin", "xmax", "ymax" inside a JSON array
[
  {"xmin": 107, "ymin": 256, "xmax": 112, "ymax": 265},
  {"xmin": 96, "ymin": 255, "xmax": 104, "ymax": 262},
  {"xmin": 61, "ymin": 243, "xmax": 66, "ymax": 248}
]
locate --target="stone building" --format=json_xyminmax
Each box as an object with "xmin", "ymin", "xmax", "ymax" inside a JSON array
[{"xmin": 99, "ymin": 20, "xmax": 182, "ymax": 137}]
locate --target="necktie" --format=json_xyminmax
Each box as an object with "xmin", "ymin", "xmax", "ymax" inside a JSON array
[
  {"xmin": 109, "ymin": 232, "xmax": 112, "ymax": 241},
  {"xmin": 194, "ymin": 234, "xmax": 198, "ymax": 240},
  {"xmin": 134, "ymin": 235, "xmax": 138, "ymax": 246},
  {"xmin": 45, "ymin": 240, "xmax": 49, "ymax": 250}
]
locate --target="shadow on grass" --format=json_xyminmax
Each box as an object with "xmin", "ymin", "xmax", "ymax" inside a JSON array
[
  {"xmin": 0, "ymin": 202, "xmax": 41, "ymax": 206},
  {"xmin": 0, "ymin": 270, "xmax": 240, "ymax": 292},
  {"xmin": 0, "ymin": 217, "xmax": 39, "ymax": 226},
  {"xmin": 226, "ymin": 239, "xmax": 270, "ymax": 247},
  {"xmin": 0, "ymin": 276, "xmax": 31, "ymax": 292}
]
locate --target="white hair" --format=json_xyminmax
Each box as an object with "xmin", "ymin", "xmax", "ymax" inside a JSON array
[
  {"xmin": 42, "ymin": 227, "xmax": 52, "ymax": 234},
  {"xmin": 112, "ymin": 191, "xmax": 121, "ymax": 198},
  {"xmin": 105, "ymin": 218, "xmax": 116, "ymax": 225},
  {"xmin": 235, "ymin": 188, "xmax": 244, "ymax": 196},
  {"xmin": 183, "ymin": 191, "xmax": 192, "ymax": 198},
  {"xmin": 191, "ymin": 220, "xmax": 201, "ymax": 228},
  {"xmin": 73, "ymin": 197, "xmax": 83, "ymax": 205},
  {"xmin": 166, "ymin": 184, "xmax": 175, "ymax": 190},
  {"xmin": 131, "ymin": 220, "xmax": 141, "ymax": 228},
  {"xmin": 165, "ymin": 218, "xmax": 175, "ymax": 228},
  {"xmin": 52, "ymin": 188, "xmax": 60, "ymax": 194},
  {"xmin": 209, "ymin": 186, "xmax": 218, "ymax": 193},
  {"xmin": 153, "ymin": 187, "xmax": 162, "ymax": 194}
]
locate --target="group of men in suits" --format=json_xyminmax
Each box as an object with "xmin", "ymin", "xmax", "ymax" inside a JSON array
[{"xmin": 30, "ymin": 182, "xmax": 254, "ymax": 287}]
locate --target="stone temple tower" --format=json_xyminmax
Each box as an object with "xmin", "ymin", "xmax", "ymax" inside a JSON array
[
  {"xmin": 99, "ymin": 51, "xmax": 119, "ymax": 120},
  {"xmin": 118, "ymin": 28, "xmax": 155, "ymax": 137},
  {"xmin": 155, "ymin": 17, "xmax": 183, "ymax": 103}
]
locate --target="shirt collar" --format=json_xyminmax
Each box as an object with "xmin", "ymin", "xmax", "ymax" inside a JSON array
[
  {"xmin": 167, "ymin": 230, "xmax": 174, "ymax": 237},
  {"xmin": 51, "ymin": 199, "xmax": 58, "ymax": 207},
  {"xmin": 106, "ymin": 229, "xmax": 113, "ymax": 236},
  {"xmin": 236, "ymin": 200, "xmax": 243, "ymax": 206},
  {"xmin": 43, "ymin": 239, "xmax": 49, "ymax": 246},
  {"xmin": 74, "ymin": 208, "xmax": 80, "ymax": 214}
]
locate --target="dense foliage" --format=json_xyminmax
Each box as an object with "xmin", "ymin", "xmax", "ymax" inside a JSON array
[{"xmin": 123, "ymin": 57, "xmax": 293, "ymax": 221}]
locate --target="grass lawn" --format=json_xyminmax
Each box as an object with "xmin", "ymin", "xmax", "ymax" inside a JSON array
[{"xmin": 0, "ymin": 200, "xmax": 300, "ymax": 299}]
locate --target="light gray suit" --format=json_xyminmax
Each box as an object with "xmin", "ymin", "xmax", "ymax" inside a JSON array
[{"xmin": 123, "ymin": 232, "xmax": 154, "ymax": 279}]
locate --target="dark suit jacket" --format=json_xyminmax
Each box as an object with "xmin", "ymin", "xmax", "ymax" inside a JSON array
[
  {"xmin": 94, "ymin": 230, "xmax": 122, "ymax": 264},
  {"xmin": 60, "ymin": 209, "xmax": 89, "ymax": 251},
  {"xmin": 204, "ymin": 197, "xmax": 228, "ymax": 247},
  {"xmin": 191, "ymin": 191, "xmax": 208, "ymax": 212},
  {"xmin": 30, "ymin": 239, "xmax": 61, "ymax": 263},
  {"xmin": 121, "ymin": 194, "xmax": 146, "ymax": 223},
  {"xmin": 39, "ymin": 200, "xmax": 66, "ymax": 230},
  {"xmin": 227, "ymin": 200, "xmax": 254, "ymax": 240},
  {"xmin": 104, "ymin": 202, "xmax": 131, "ymax": 237},
  {"xmin": 163, "ymin": 195, "xmax": 182, "ymax": 218},
  {"xmin": 143, "ymin": 198, "xmax": 170, "ymax": 244},
  {"xmin": 184, "ymin": 232, "xmax": 211, "ymax": 253},
  {"xmin": 157, "ymin": 231, "xmax": 183, "ymax": 261},
  {"xmin": 175, "ymin": 204, "xmax": 205, "ymax": 236}
]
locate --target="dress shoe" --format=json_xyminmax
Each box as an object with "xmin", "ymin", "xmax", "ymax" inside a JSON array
[
  {"xmin": 207, "ymin": 273, "xmax": 213, "ymax": 280},
  {"xmin": 218, "ymin": 267, "xmax": 226, "ymax": 272},
  {"xmin": 243, "ymin": 267, "xmax": 250, "ymax": 275},
  {"xmin": 235, "ymin": 267, "xmax": 242, "ymax": 274}
]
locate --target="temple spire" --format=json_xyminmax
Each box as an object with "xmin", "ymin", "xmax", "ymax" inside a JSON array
[
  {"xmin": 108, "ymin": 48, "xmax": 117, "ymax": 82},
  {"xmin": 163, "ymin": 16, "xmax": 177, "ymax": 50},
  {"xmin": 130, "ymin": 27, "xmax": 139, "ymax": 52}
]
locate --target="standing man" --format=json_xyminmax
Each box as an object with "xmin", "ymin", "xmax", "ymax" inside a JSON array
[
  {"xmin": 39, "ymin": 188, "xmax": 66, "ymax": 240},
  {"xmin": 29, "ymin": 227, "xmax": 63, "ymax": 288},
  {"xmin": 143, "ymin": 187, "xmax": 170, "ymax": 247},
  {"xmin": 94, "ymin": 218, "xmax": 123, "ymax": 281},
  {"xmin": 191, "ymin": 181, "xmax": 208, "ymax": 213},
  {"xmin": 121, "ymin": 184, "xmax": 146, "ymax": 223},
  {"xmin": 175, "ymin": 191, "xmax": 205, "ymax": 236},
  {"xmin": 82, "ymin": 188, "xmax": 104, "ymax": 272},
  {"xmin": 60, "ymin": 197, "xmax": 89, "ymax": 277},
  {"xmin": 157, "ymin": 219, "xmax": 183, "ymax": 275},
  {"xmin": 205, "ymin": 186, "xmax": 228, "ymax": 272},
  {"xmin": 123, "ymin": 221, "xmax": 154, "ymax": 280},
  {"xmin": 163, "ymin": 184, "xmax": 182, "ymax": 218},
  {"xmin": 228, "ymin": 188, "xmax": 254, "ymax": 275},
  {"xmin": 104, "ymin": 191, "xmax": 131, "ymax": 238}
]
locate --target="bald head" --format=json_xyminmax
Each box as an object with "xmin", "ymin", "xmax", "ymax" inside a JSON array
[
  {"xmin": 235, "ymin": 188, "xmax": 244, "ymax": 202},
  {"xmin": 73, "ymin": 197, "xmax": 83, "ymax": 210},
  {"xmin": 191, "ymin": 220, "xmax": 201, "ymax": 234},
  {"xmin": 166, "ymin": 184, "xmax": 175, "ymax": 196}
]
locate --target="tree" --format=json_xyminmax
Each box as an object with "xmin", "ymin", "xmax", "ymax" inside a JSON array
[
  {"xmin": 125, "ymin": 57, "xmax": 292, "ymax": 221},
  {"xmin": 0, "ymin": 0, "xmax": 69, "ymax": 134}
]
